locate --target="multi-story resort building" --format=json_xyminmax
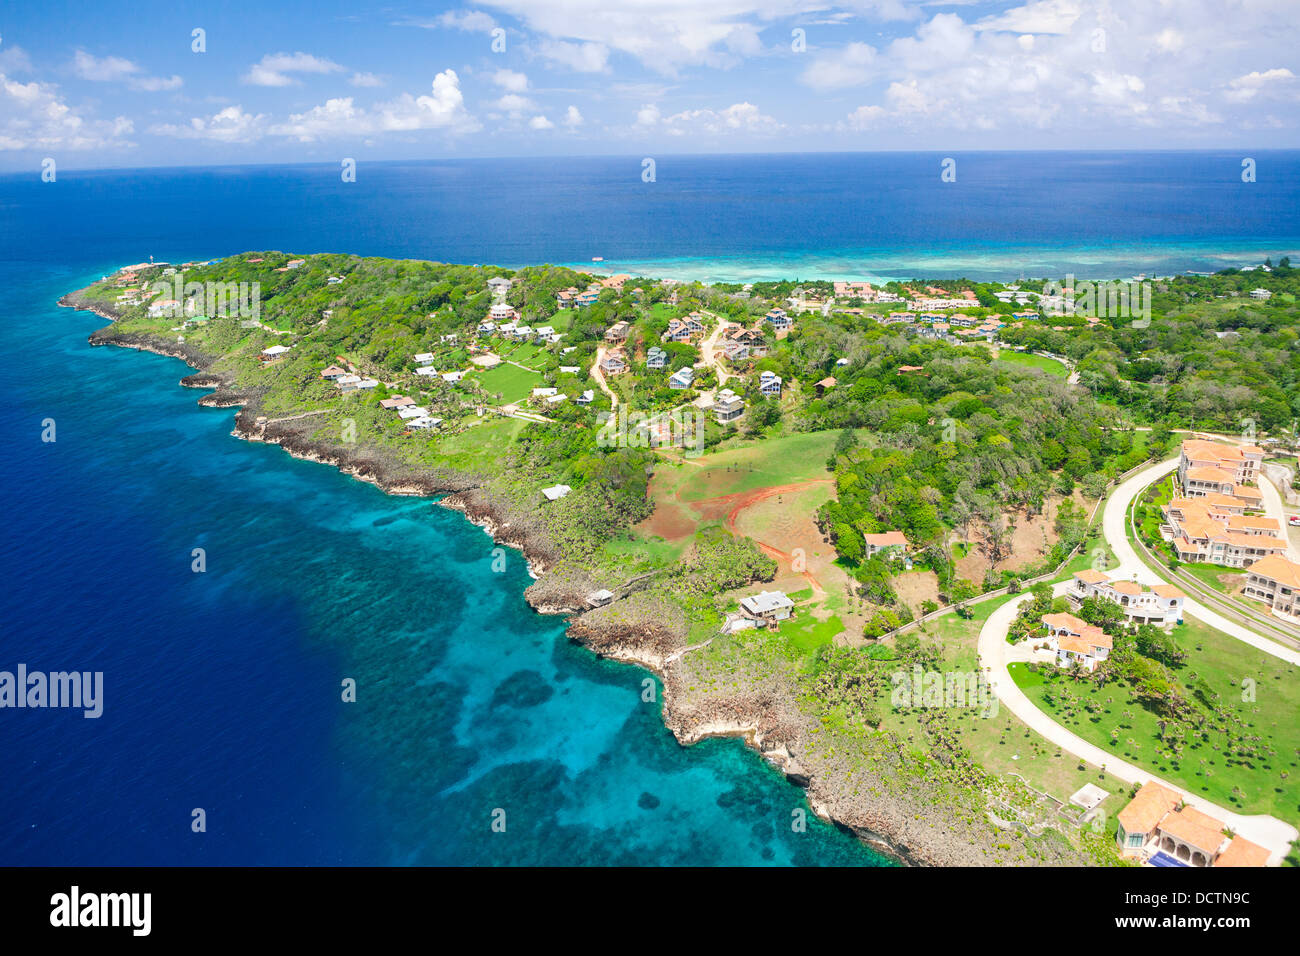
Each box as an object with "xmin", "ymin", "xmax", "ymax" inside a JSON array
[
  {"xmin": 1069, "ymin": 570, "xmax": 1185, "ymax": 625},
  {"xmin": 1163, "ymin": 439, "xmax": 1279, "ymax": 567},
  {"xmin": 1242, "ymin": 553, "xmax": 1300, "ymax": 619}
]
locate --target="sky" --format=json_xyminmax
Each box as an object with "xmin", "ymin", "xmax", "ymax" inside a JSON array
[{"xmin": 1, "ymin": 0, "xmax": 1298, "ymax": 171}]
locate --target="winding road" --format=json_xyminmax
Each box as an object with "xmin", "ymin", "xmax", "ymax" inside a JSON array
[{"xmin": 975, "ymin": 455, "xmax": 1299, "ymax": 863}]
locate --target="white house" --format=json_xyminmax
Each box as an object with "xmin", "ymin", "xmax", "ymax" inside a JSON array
[
  {"xmin": 542, "ymin": 484, "xmax": 571, "ymax": 501},
  {"xmin": 739, "ymin": 590, "xmax": 794, "ymax": 626}
]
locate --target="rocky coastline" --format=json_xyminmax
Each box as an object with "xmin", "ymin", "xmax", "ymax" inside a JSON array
[{"xmin": 59, "ymin": 285, "xmax": 1086, "ymax": 868}]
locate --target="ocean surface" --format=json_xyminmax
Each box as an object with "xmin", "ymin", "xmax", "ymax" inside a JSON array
[{"xmin": 1, "ymin": 151, "xmax": 1298, "ymax": 866}]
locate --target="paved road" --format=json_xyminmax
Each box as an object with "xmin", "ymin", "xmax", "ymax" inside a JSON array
[
  {"xmin": 1104, "ymin": 458, "xmax": 1300, "ymax": 666},
  {"xmin": 1256, "ymin": 467, "xmax": 1300, "ymax": 561},
  {"xmin": 977, "ymin": 589, "xmax": 1297, "ymax": 864}
]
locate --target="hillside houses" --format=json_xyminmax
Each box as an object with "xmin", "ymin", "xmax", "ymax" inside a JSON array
[
  {"xmin": 712, "ymin": 388, "xmax": 745, "ymax": 422},
  {"xmin": 764, "ymin": 308, "xmax": 793, "ymax": 331},
  {"xmin": 721, "ymin": 326, "xmax": 768, "ymax": 362},
  {"xmin": 605, "ymin": 321, "xmax": 630, "ymax": 344},
  {"xmin": 758, "ymin": 370, "xmax": 782, "ymax": 397},
  {"xmin": 600, "ymin": 351, "xmax": 628, "ymax": 376},
  {"xmin": 646, "ymin": 346, "xmax": 669, "ymax": 370},
  {"xmin": 662, "ymin": 312, "xmax": 706, "ymax": 343},
  {"xmin": 668, "ymin": 366, "xmax": 695, "ymax": 389}
]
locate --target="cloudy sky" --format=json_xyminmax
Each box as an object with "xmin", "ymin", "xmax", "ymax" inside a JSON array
[{"xmin": 1, "ymin": 0, "xmax": 1297, "ymax": 171}]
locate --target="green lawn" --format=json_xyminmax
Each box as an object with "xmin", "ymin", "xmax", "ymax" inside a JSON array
[
  {"xmin": 1180, "ymin": 562, "xmax": 1246, "ymax": 596},
  {"xmin": 996, "ymin": 351, "xmax": 1069, "ymax": 378},
  {"xmin": 471, "ymin": 362, "xmax": 545, "ymax": 404},
  {"xmin": 1013, "ymin": 613, "xmax": 1300, "ymax": 822},
  {"xmin": 773, "ymin": 611, "xmax": 845, "ymax": 657}
]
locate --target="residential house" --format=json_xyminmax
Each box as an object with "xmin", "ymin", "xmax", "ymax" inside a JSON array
[
  {"xmin": 1162, "ymin": 497, "xmax": 1284, "ymax": 567},
  {"xmin": 600, "ymin": 351, "xmax": 628, "ymax": 376},
  {"xmin": 1116, "ymin": 782, "xmax": 1270, "ymax": 867},
  {"xmin": 414, "ymin": 352, "xmax": 436, "ymax": 364},
  {"xmin": 814, "ymin": 376, "xmax": 836, "ymax": 397},
  {"xmin": 646, "ymin": 346, "xmax": 669, "ymax": 370},
  {"xmin": 712, "ymin": 388, "xmax": 745, "ymax": 423},
  {"xmin": 380, "ymin": 396, "xmax": 416, "ymax": 410},
  {"xmin": 1178, "ymin": 439, "xmax": 1264, "ymax": 489},
  {"xmin": 1040, "ymin": 612, "xmax": 1113, "ymax": 671},
  {"xmin": 489, "ymin": 302, "xmax": 518, "ymax": 324},
  {"xmin": 1249, "ymin": 288, "xmax": 1273, "ymax": 300},
  {"xmin": 668, "ymin": 366, "xmax": 695, "ymax": 390},
  {"xmin": 1069, "ymin": 570, "xmax": 1185, "ymax": 625},
  {"xmin": 397, "ymin": 406, "xmax": 430, "ymax": 420},
  {"xmin": 758, "ymin": 370, "xmax": 782, "ymax": 397},
  {"xmin": 541, "ymin": 484, "xmax": 571, "ymax": 501},
  {"xmin": 739, "ymin": 590, "xmax": 794, "ymax": 627},
  {"xmin": 764, "ymin": 308, "xmax": 793, "ymax": 331},
  {"xmin": 575, "ymin": 390, "xmax": 595, "ymax": 405},
  {"xmin": 863, "ymin": 531, "xmax": 907, "ymax": 560},
  {"xmin": 320, "ymin": 365, "xmax": 348, "ymax": 381},
  {"xmin": 259, "ymin": 345, "xmax": 291, "ymax": 362}
]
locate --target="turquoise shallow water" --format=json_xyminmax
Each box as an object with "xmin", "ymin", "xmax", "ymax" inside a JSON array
[
  {"xmin": 0, "ymin": 262, "xmax": 886, "ymax": 866},
  {"xmin": 4, "ymin": 150, "xmax": 1298, "ymax": 866}
]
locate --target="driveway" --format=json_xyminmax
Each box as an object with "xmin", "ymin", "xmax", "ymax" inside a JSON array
[
  {"xmin": 1103, "ymin": 458, "xmax": 1300, "ymax": 667},
  {"xmin": 977, "ymin": 585, "xmax": 1298, "ymax": 864}
]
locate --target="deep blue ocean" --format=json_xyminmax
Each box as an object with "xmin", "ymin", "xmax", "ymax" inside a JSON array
[{"xmin": 1, "ymin": 151, "xmax": 1297, "ymax": 866}]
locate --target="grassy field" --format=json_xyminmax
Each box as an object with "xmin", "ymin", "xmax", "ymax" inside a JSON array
[
  {"xmin": 471, "ymin": 362, "xmax": 545, "ymax": 404},
  {"xmin": 995, "ymin": 351, "xmax": 1069, "ymax": 378},
  {"xmin": 1012, "ymin": 613, "xmax": 1300, "ymax": 822},
  {"xmin": 891, "ymin": 593, "xmax": 1133, "ymax": 845},
  {"xmin": 1180, "ymin": 562, "xmax": 1246, "ymax": 596},
  {"xmin": 668, "ymin": 429, "xmax": 854, "ymax": 502}
]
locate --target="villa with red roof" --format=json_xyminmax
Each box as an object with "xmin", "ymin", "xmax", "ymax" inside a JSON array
[
  {"xmin": 1116, "ymin": 782, "xmax": 1271, "ymax": 867},
  {"xmin": 1069, "ymin": 570, "xmax": 1185, "ymax": 626},
  {"xmin": 863, "ymin": 531, "xmax": 907, "ymax": 560},
  {"xmin": 1040, "ymin": 612, "xmax": 1113, "ymax": 671},
  {"xmin": 1242, "ymin": 553, "xmax": 1300, "ymax": 619}
]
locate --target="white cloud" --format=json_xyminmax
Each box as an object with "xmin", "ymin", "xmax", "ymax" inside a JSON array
[
  {"xmin": 529, "ymin": 115, "xmax": 554, "ymax": 129},
  {"xmin": 431, "ymin": 10, "xmax": 498, "ymax": 32},
  {"xmin": 72, "ymin": 50, "xmax": 181, "ymax": 91},
  {"xmin": 647, "ymin": 101, "xmax": 781, "ymax": 136},
  {"xmin": 349, "ymin": 72, "xmax": 384, "ymax": 88},
  {"xmin": 1225, "ymin": 68, "xmax": 1296, "ymax": 102},
  {"xmin": 975, "ymin": 0, "xmax": 1082, "ymax": 34},
  {"xmin": 242, "ymin": 52, "xmax": 343, "ymax": 87},
  {"xmin": 491, "ymin": 69, "xmax": 529, "ymax": 92},
  {"xmin": 799, "ymin": 42, "xmax": 878, "ymax": 91},
  {"xmin": 0, "ymin": 72, "xmax": 135, "ymax": 150},
  {"xmin": 563, "ymin": 105, "xmax": 583, "ymax": 127},
  {"xmin": 494, "ymin": 93, "xmax": 536, "ymax": 117},
  {"xmin": 265, "ymin": 70, "xmax": 478, "ymax": 141},
  {"xmin": 844, "ymin": 104, "xmax": 886, "ymax": 130},
  {"xmin": 151, "ymin": 105, "xmax": 267, "ymax": 143},
  {"xmin": 536, "ymin": 39, "xmax": 610, "ymax": 73}
]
